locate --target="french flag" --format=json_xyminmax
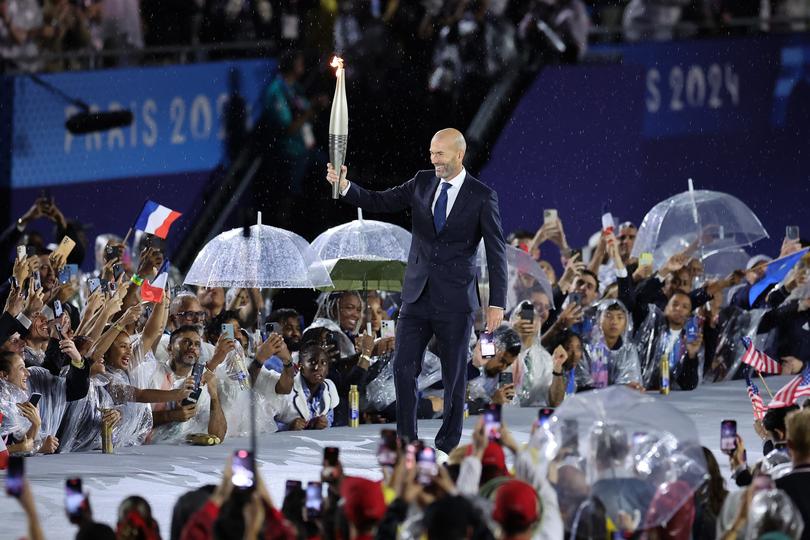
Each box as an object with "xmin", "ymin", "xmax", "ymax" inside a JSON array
[
  {"xmin": 141, "ymin": 261, "xmax": 169, "ymax": 303},
  {"xmin": 134, "ymin": 200, "xmax": 182, "ymax": 239}
]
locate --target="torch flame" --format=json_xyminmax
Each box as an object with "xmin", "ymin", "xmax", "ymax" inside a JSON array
[{"xmin": 330, "ymin": 56, "xmax": 344, "ymax": 72}]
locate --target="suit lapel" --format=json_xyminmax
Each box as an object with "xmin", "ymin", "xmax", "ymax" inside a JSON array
[{"xmin": 442, "ymin": 177, "xmax": 474, "ymax": 233}]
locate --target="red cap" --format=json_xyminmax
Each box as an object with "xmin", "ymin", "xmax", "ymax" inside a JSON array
[
  {"xmin": 340, "ymin": 477, "xmax": 386, "ymax": 526},
  {"xmin": 492, "ymin": 479, "xmax": 540, "ymax": 530},
  {"xmin": 466, "ymin": 441, "xmax": 509, "ymax": 476}
]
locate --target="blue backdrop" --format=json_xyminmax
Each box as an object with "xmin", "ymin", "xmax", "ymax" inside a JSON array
[{"xmin": 482, "ymin": 33, "xmax": 810, "ymax": 261}]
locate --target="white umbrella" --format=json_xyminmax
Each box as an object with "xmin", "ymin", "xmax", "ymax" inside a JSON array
[
  {"xmin": 631, "ymin": 187, "xmax": 768, "ymax": 270},
  {"xmin": 311, "ymin": 209, "xmax": 412, "ymax": 292},
  {"xmin": 184, "ymin": 213, "xmax": 333, "ymax": 289}
]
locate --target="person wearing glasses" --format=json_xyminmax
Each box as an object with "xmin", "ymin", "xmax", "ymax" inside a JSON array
[
  {"xmin": 256, "ymin": 341, "xmax": 339, "ymax": 432},
  {"xmin": 154, "ymin": 292, "xmax": 235, "ymax": 376}
]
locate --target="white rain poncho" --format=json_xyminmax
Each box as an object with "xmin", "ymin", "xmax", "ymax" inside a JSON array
[
  {"xmin": 578, "ymin": 300, "xmax": 642, "ymax": 389},
  {"xmin": 509, "ymin": 304, "xmax": 554, "ymax": 407},
  {"xmin": 365, "ymin": 349, "xmax": 444, "ymax": 411},
  {"xmin": 59, "ymin": 334, "xmax": 160, "ymax": 452},
  {"xmin": 0, "ymin": 367, "xmax": 75, "ymax": 452},
  {"xmin": 215, "ymin": 339, "xmax": 277, "ymax": 438},
  {"xmin": 635, "ymin": 305, "xmax": 702, "ymax": 391}
]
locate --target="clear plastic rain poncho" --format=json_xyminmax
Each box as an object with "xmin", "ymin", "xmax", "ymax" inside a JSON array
[
  {"xmin": 745, "ymin": 489, "xmax": 805, "ymax": 540},
  {"xmin": 214, "ymin": 337, "xmax": 277, "ymax": 439},
  {"xmin": 365, "ymin": 349, "xmax": 444, "ymax": 412},
  {"xmin": 578, "ymin": 300, "xmax": 642, "ymax": 389},
  {"xmin": 307, "ymin": 311, "xmax": 358, "ymax": 358},
  {"xmin": 0, "ymin": 367, "xmax": 73, "ymax": 452},
  {"xmin": 509, "ymin": 303, "xmax": 554, "ymax": 407},
  {"xmin": 635, "ymin": 305, "xmax": 703, "ymax": 390},
  {"xmin": 59, "ymin": 334, "xmax": 159, "ymax": 452},
  {"xmin": 538, "ymin": 386, "xmax": 707, "ymax": 535},
  {"xmin": 707, "ymin": 306, "xmax": 768, "ymax": 382}
]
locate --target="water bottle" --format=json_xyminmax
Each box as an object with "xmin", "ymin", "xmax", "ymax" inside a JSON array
[
  {"xmin": 660, "ymin": 353, "xmax": 670, "ymax": 395},
  {"xmin": 349, "ymin": 384, "xmax": 359, "ymax": 427}
]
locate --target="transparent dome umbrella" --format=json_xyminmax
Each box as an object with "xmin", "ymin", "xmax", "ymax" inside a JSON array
[
  {"xmin": 538, "ymin": 386, "xmax": 707, "ymax": 533},
  {"xmin": 476, "ymin": 241, "xmax": 555, "ymax": 312},
  {"xmin": 184, "ymin": 212, "xmax": 333, "ymax": 289},
  {"xmin": 631, "ymin": 184, "xmax": 768, "ymax": 270},
  {"xmin": 702, "ymin": 248, "xmax": 750, "ymax": 278},
  {"xmin": 312, "ymin": 209, "xmax": 412, "ymax": 292}
]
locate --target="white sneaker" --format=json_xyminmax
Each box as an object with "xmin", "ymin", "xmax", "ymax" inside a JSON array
[{"xmin": 435, "ymin": 448, "xmax": 449, "ymax": 466}]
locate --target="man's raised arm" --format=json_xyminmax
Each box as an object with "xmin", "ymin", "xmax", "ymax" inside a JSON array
[{"xmin": 326, "ymin": 163, "xmax": 414, "ymax": 213}]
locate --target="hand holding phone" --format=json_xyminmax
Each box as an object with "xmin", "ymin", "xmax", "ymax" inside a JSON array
[
  {"xmin": 221, "ymin": 323, "xmax": 235, "ymax": 341},
  {"xmin": 381, "ymin": 320, "xmax": 396, "ymax": 339},
  {"xmin": 181, "ymin": 363, "xmax": 205, "ymax": 406},
  {"xmin": 6, "ymin": 456, "xmax": 24, "ymax": 497},
  {"xmin": 322, "ymin": 446, "xmax": 340, "ymax": 482},
  {"xmin": 305, "ymin": 482, "xmax": 323, "ymax": 520},
  {"xmin": 639, "ymin": 252, "xmax": 654, "ymax": 267},
  {"xmin": 483, "ymin": 403, "xmax": 502, "ymax": 440},
  {"xmin": 498, "ymin": 371, "xmax": 513, "ymax": 387},
  {"xmin": 479, "ymin": 332, "xmax": 496, "ymax": 358},
  {"xmin": 377, "ymin": 429, "xmax": 398, "ymax": 467},
  {"xmin": 65, "ymin": 478, "xmax": 87, "ymax": 524},
  {"xmin": 232, "ymin": 449, "xmax": 255, "ymax": 491},
  {"xmin": 416, "ymin": 446, "xmax": 438, "ymax": 486},
  {"xmin": 720, "ymin": 420, "xmax": 737, "ymax": 454},
  {"xmin": 520, "ymin": 302, "xmax": 534, "ymax": 323}
]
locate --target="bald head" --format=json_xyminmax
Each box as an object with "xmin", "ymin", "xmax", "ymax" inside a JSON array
[{"xmin": 430, "ymin": 128, "xmax": 466, "ymax": 179}]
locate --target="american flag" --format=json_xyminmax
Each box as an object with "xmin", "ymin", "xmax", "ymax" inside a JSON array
[
  {"xmin": 745, "ymin": 372, "xmax": 767, "ymax": 420},
  {"xmin": 740, "ymin": 337, "xmax": 782, "ymax": 374},
  {"xmin": 770, "ymin": 364, "xmax": 810, "ymax": 408}
]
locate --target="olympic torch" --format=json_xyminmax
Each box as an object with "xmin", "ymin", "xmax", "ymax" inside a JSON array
[{"xmin": 329, "ymin": 56, "xmax": 348, "ymax": 199}]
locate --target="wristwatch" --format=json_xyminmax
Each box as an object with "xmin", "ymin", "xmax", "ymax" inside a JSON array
[{"xmin": 552, "ymin": 370, "xmax": 564, "ymax": 377}]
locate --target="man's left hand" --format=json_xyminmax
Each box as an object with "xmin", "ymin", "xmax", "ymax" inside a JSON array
[{"xmin": 485, "ymin": 306, "xmax": 503, "ymax": 332}]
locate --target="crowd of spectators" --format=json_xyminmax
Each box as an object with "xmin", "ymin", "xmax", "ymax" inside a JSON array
[{"xmin": 1, "ymin": 187, "xmax": 809, "ymax": 538}]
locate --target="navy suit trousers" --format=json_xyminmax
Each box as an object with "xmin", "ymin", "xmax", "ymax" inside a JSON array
[{"xmin": 394, "ymin": 285, "xmax": 473, "ymax": 453}]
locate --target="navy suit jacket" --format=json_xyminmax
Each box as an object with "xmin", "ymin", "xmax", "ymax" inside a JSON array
[{"xmin": 342, "ymin": 169, "xmax": 508, "ymax": 313}]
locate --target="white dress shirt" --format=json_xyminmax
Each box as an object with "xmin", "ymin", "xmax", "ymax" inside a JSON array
[{"xmin": 431, "ymin": 168, "xmax": 466, "ymax": 219}]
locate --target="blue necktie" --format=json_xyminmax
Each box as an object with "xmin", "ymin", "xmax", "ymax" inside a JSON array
[{"xmin": 433, "ymin": 182, "xmax": 452, "ymax": 233}]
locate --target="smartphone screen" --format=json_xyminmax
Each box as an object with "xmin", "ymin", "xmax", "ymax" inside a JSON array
[
  {"xmin": 29, "ymin": 393, "xmax": 42, "ymax": 407},
  {"xmin": 65, "ymin": 478, "xmax": 84, "ymax": 523},
  {"xmin": 16, "ymin": 245, "xmax": 26, "ymax": 261},
  {"xmin": 378, "ymin": 429, "xmax": 398, "ymax": 467},
  {"xmin": 480, "ymin": 332, "xmax": 496, "ymax": 358},
  {"xmin": 381, "ymin": 320, "xmax": 396, "ymax": 339},
  {"xmin": 720, "ymin": 420, "xmax": 737, "ymax": 453},
  {"xmin": 543, "ymin": 209, "xmax": 557, "ymax": 224},
  {"xmin": 639, "ymin": 252, "xmax": 654, "ymax": 266},
  {"xmin": 537, "ymin": 407, "xmax": 555, "ymax": 427},
  {"xmin": 416, "ymin": 446, "xmax": 438, "ymax": 486},
  {"xmin": 232, "ymin": 449, "xmax": 255, "ymax": 491},
  {"xmin": 6, "ymin": 456, "xmax": 24, "ymax": 497},
  {"xmin": 221, "ymin": 323, "xmax": 235, "ymax": 341},
  {"xmin": 405, "ymin": 440, "xmax": 424, "ymax": 470},
  {"xmin": 484, "ymin": 403, "xmax": 502, "ymax": 440},
  {"xmin": 305, "ymin": 482, "xmax": 322, "ymax": 519},
  {"xmin": 498, "ymin": 371, "xmax": 513, "ymax": 387},
  {"xmin": 32, "ymin": 271, "xmax": 41, "ymax": 290}
]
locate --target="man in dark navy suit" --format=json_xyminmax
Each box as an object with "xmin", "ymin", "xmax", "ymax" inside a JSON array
[{"xmin": 326, "ymin": 128, "xmax": 507, "ymax": 454}]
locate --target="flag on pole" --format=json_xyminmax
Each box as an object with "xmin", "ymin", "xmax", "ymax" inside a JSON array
[
  {"xmin": 134, "ymin": 201, "xmax": 182, "ymax": 239},
  {"xmin": 140, "ymin": 260, "xmax": 169, "ymax": 303},
  {"xmin": 769, "ymin": 364, "xmax": 810, "ymax": 408},
  {"xmin": 740, "ymin": 337, "xmax": 782, "ymax": 374},
  {"xmin": 745, "ymin": 372, "xmax": 767, "ymax": 421},
  {"xmin": 749, "ymin": 248, "xmax": 809, "ymax": 305}
]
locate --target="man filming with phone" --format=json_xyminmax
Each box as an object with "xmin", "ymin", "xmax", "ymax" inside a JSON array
[
  {"xmin": 466, "ymin": 326, "xmax": 522, "ymax": 413},
  {"xmin": 150, "ymin": 326, "xmax": 227, "ymax": 443},
  {"xmin": 326, "ymin": 128, "xmax": 508, "ymax": 455}
]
